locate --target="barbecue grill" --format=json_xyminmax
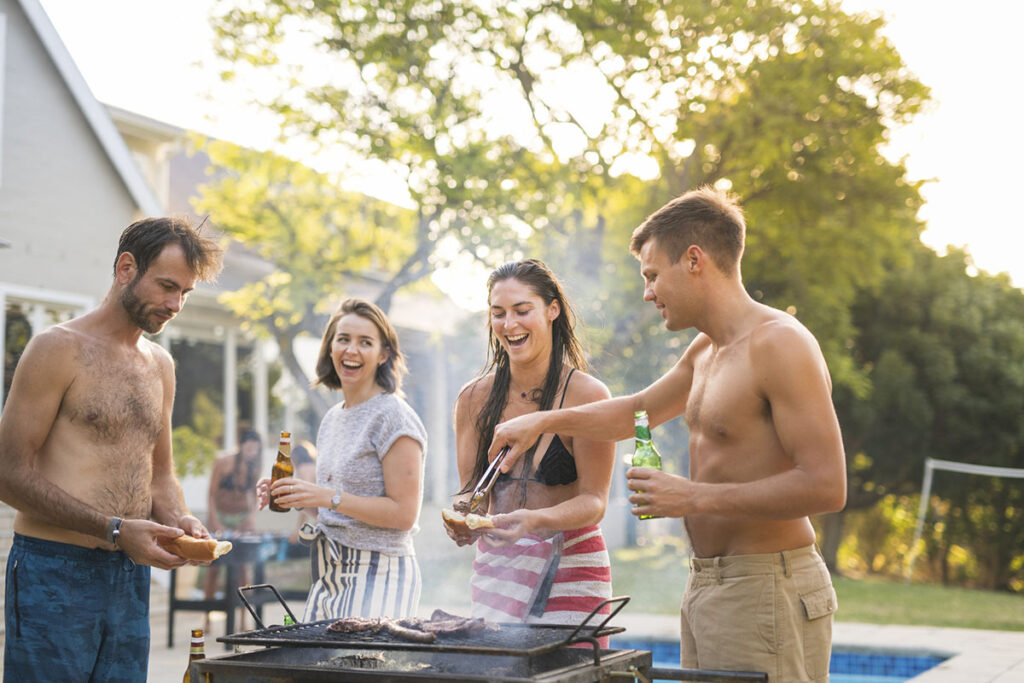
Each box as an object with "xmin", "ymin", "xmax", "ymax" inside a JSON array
[{"xmin": 189, "ymin": 585, "xmax": 767, "ymax": 682}]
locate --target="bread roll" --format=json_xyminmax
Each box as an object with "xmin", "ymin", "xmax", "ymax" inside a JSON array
[
  {"xmin": 442, "ymin": 507, "xmax": 495, "ymax": 533},
  {"xmin": 161, "ymin": 535, "xmax": 233, "ymax": 562}
]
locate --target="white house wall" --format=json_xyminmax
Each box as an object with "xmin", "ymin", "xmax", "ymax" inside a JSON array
[{"xmin": 0, "ymin": 0, "xmax": 140, "ymax": 296}]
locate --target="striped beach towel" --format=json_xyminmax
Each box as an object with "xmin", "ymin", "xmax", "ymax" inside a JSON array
[{"xmin": 470, "ymin": 525, "xmax": 612, "ymax": 641}]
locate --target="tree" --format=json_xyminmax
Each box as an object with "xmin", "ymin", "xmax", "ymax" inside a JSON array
[
  {"xmin": 192, "ymin": 137, "xmax": 424, "ymax": 416},
  {"xmin": 209, "ymin": 0, "xmax": 934, "ymax": 560},
  {"xmin": 835, "ymin": 245, "xmax": 1024, "ymax": 589},
  {"xmin": 209, "ymin": 0, "xmax": 928, "ymax": 390}
]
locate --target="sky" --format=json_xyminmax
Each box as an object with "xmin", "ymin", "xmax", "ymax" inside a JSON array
[{"xmin": 33, "ymin": 0, "xmax": 1024, "ymax": 294}]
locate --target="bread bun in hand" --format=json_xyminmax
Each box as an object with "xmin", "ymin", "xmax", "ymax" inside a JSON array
[
  {"xmin": 442, "ymin": 508, "xmax": 495, "ymax": 533},
  {"xmin": 160, "ymin": 535, "xmax": 233, "ymax": 562}
]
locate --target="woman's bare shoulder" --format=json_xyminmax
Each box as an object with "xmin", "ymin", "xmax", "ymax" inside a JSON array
[{"xmin": 564, "ymin": 369, "xmax": 612, "ymax": 406}]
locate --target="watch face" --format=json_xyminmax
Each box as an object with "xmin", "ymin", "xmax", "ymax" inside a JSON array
[{"xmin": 331, "ymin": 493, "xmax": 341, "ymax": 507}]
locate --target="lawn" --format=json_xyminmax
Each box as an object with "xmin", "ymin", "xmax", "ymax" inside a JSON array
[{"xmin": 602, "ymin": 539, "xmax": 1024, "ymax": 632}]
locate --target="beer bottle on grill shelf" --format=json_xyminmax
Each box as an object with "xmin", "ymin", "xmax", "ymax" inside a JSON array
[
  {"xmin": 269, "ymin": 430, "xmax": 294, "ymax": 513},
  {"xmin": 182, "ymin": 628, "xmax": 205, "ymax": 683},
  {"xmin": 631, "ymin": 410, "xmax": 663, "ymax": 520}
]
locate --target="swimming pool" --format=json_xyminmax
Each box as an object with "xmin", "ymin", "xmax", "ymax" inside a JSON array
[{"xmin": 609, "ymin": 638, "xmax": 948, "ymax": 682}]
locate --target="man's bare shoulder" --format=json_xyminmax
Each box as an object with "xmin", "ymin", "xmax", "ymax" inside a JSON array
[
  {"xmin": 749, "ymin": 314, "xmax": 822, "ymax": 357},
  {"xmin": 680, "ymin": 332, "xmax": 712, "ymax": 362},
  {"xmin": 748, "ymin": 314, "xmax": 831, "ymax": 389},
  {"xmin": 141, "ymin": 337, "xmax": 175, "ymax": 373},
  {"xmin": 17, "ymin": 324, "xmax": 85, "ymax": 372}
]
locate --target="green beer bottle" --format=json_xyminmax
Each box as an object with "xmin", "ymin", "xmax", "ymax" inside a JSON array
[{"xmin": 631, "ymin": 410, "xmax": 662, "ymax": 520}]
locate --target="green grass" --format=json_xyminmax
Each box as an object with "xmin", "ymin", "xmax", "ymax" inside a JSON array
[
  {"xmin": 604, "ymin": 542, "xmax": 1024, "ymax": 631},
  {"xmin": 831, "ymin": 575, "xmax": 1024, "ymax": 631}
]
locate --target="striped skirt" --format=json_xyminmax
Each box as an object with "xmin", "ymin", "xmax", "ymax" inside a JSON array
[
  {"xmin": 470, "ymin": 525, "xmax": 612, "ymax": 635},
  {"xmin": 302, "ymin": 531, "xmax": 421, "ymax": 622}
]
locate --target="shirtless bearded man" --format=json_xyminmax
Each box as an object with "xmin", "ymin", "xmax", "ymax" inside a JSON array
[
  {"xmin": 0, "ymin": 217, "xmax": 223, "ymax": 681},
  {"xmin": 489, "ymin": 188, "xmax": 847, "ymax": 682}
]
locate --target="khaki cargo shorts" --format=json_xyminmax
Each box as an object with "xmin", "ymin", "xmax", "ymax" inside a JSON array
[{"xmin": 681, "ymin": 544, "xmax": 837, "ymax": 682}]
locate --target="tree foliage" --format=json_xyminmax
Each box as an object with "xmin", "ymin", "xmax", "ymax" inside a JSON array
[
  {"xmin": 835, "ymin": 245, "xmax": 1024, "ymax": 589},
  {"xmin": 192, "ymin": 136, "xmax": 422, "ymax": 414},
  {"xmin": 209, "ymin": 0, "xmax": 928, "ymax": 392}
]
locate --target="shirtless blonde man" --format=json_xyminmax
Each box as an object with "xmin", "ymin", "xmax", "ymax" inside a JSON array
[
  {"xmin": 0, "ymin": 217, "xmax": 223, "ymax": 681},
  {"xmin": 489, "ymin": 188, "xmax": 847, "ymax": 682}
]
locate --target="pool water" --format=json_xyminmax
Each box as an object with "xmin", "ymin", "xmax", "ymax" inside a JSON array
[{"xmin": 609, "ymin": 638, "xmax": 947, "ymax": 682}]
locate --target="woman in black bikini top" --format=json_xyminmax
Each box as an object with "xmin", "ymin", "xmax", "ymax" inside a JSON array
[
  {"xmin": 448, "ymin": 259, "xmax": 616, "ymax": 544},
  {"xmin": 446, "ymin": 259, "xmax": 616, "ymax": 626}
]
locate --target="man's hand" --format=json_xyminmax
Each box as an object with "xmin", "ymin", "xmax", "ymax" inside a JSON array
[
  {"xmin": 488, "ymin": 412, "xmax": 545, "ymax": 473},
  {"xmin": 116, "ymin": 519, "xmax": 192, "ymax": 570},
  {"xmin": 626, "ymin": 467, "xmax": 697, "ymax": 519},
  {"xmin": 178, "ymin": 515, "xmax": 210, "ymax": 540}
]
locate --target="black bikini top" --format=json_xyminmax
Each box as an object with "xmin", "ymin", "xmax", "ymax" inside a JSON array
[{"xmin": 499, "ymin": 369, "xmax": 578, "ymax": 488}]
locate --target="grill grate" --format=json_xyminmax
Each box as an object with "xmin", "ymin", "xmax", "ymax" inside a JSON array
[{"xmin": 219, "ymin": 618, "xmax": 624, "ymax": 657}]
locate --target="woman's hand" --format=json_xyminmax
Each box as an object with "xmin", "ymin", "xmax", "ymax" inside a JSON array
[
  {"xmin": 481, "ymin": 508, "xmax": 542, "ymax": 548},
  {"xmin": 269, "ymin": 477, "xmax": 329, "ymax": 511},
  {"xmin": 255, "ymin": 476, "xmax": 272, "ymax": 510},
  {"xmin": 442, "ymin": 511, "xmax": 480, "ymax": 547}
]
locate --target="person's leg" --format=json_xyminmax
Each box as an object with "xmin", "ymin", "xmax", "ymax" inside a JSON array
[
  {"xmin": 202, "ymin": 563, "xmax": 220, "ymax": 633},
  {"xmin": 679, "ymin": 567, "xmax": 699, "ymax": 668},
  {"xmin": 685, "ymin": 553, "xmax": 778, "ymax": 680},
  {"xmin": 92, "ymin": 557, "xmax": 151, "ymax": 683},
  {"xmin": 4, "ymin": 536, "xmax": 107, "ymax": 683},
  {"xmin": 773, "ymin": 546, "xmax": 837, "ymax": 683}
]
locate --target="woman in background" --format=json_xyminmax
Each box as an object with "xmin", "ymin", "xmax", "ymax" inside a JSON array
[
  {"xmin": 205, "ymin": 429, "xmax": 261, "ymax": 630},
  {"xmin": 444, "ymin": 259, "xmax": 615, "ymax": 631},
  {"xmin": 257, "ymin": 298, "xmax": 427, "ymax": 620}
]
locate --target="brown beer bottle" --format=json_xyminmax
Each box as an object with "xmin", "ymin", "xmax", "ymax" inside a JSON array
[
  {"xmin": 269, "ymin": 430, "xmax": 293, "ymax": 512},
  {"xmin": 182, "ymin": 628, "xmax": 205, "ymax": 683}
]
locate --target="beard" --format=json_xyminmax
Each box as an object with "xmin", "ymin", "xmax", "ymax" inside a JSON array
[{"xmin": 120, "ymin": 277, "xmax": 167, "ymax": 334}]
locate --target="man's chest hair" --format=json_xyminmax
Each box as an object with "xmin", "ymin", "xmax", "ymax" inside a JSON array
[{"xmin": 62, "ymin": 348, "xmax": 165, "ymax": 443}]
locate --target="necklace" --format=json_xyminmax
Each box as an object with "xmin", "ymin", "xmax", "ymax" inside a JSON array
[{"xmin": 511, "ymin": 382, "xmax": 541, "ymax": 402}]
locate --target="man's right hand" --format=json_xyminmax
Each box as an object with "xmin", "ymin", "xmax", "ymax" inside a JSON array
[
  {"xmin": 488, "ymin": 412, "xmax": 545, "ymax": 473},
  {"xmin": 116, "ymin": 519, "xmax": 191, "ymax": 570}
]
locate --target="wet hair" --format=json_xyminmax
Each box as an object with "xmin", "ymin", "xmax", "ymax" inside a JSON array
[
  {"xmin": 313, "ymin": 298, "xmax": 407, "ymax": 395},
  {"xmin": 629, "ymin": 186, "xmax": 746, "ymax": 275},
  {"xmin": 459, "ymin": 259, "xmax": 586, "ymax": 494},
  {"xmin": 114, "ymin": 216, "xmax": 223, "ymax": 282}
]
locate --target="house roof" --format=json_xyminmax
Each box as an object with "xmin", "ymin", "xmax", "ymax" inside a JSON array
[{"xmin": 16, "ymin": 0, "xmax": 163, "ymax": 216}]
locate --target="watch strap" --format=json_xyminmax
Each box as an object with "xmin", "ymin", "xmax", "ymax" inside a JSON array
[{"xmin": 106, "ymin": 517, "xmax": 123, "ymax": 545}]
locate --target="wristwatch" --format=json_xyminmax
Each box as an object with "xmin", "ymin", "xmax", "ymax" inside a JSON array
[
  {"xmin": 106, "ymin": 517, "xmax": 123, "ymax": 546},
  {"xmin": 330, "ymin": 491, "xmax": 342, "ymax": 511}
]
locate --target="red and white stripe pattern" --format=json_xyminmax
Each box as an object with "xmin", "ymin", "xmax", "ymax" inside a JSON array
[{"xmin": 470, "ymin": 525, "xmax": 611, "ymax": 627}]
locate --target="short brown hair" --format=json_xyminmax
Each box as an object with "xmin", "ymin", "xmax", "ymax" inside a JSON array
[
  {"xmin": 115, "ymin": 216, "xmax": 223, "ymax": 282},
  {"xmin": 313, "ymin": 298, "xmax": 407, "ymax": 395},
  {"xmin": 629, "ymin": 186, "xmax": 746, "ymax": 274}
]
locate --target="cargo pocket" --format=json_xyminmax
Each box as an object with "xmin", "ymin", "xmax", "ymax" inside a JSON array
[{"xmin": 800, "ymin": 584, "xmax": 837, "ymax": 681}]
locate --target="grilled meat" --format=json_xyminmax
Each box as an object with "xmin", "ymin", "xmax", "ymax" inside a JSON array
[{"xmin": 326, "ymin": 617, "xmax": 384, "ymax": 634}]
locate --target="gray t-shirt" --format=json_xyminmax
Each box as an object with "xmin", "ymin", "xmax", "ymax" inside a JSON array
[{"xmin": 314, "ymin": 392, "xmax": 428, "ymax": 556}]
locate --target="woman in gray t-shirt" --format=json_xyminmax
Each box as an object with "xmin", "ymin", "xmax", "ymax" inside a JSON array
[{"xmin": 257, "ymin": 298, "xmax": 427, "ymax": 620}]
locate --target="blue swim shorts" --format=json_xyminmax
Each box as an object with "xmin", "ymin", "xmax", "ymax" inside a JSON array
[{"xmin": 4, "ymin": 533, "xmax": 151, "ymax": 683}]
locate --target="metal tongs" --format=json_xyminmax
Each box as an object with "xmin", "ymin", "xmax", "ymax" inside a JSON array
[{"xmin": 467, "ymin": 446, "xmax": 510, "ymax": 513}]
